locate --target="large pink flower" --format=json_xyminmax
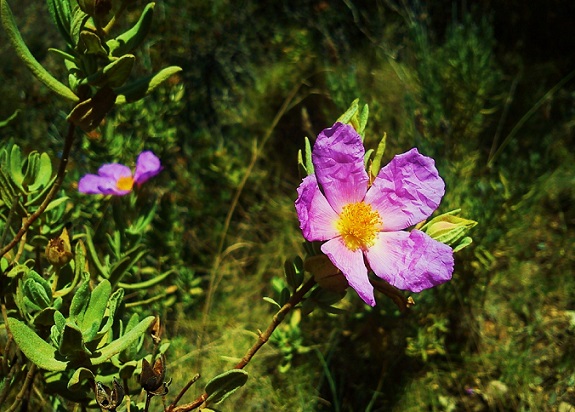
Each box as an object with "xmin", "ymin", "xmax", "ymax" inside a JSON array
[
  {"xmin": 78, "ymin": 151, "xmax": 162, "ymax": 196},
  {"xmin": 295, "ymin": 123, "xmax": 454, "ymax": 306}
]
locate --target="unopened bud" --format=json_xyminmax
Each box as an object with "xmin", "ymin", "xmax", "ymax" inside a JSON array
[
  {"xmin": 304, "ymin": 254, "xmax": 348, "ymax": 293},
  {"xmin": 45, "ymin": 228, "xmax": 73, "ymax": 267},
  {"xmin": 78, "ymin": 0, "xmax": 112, "ymax": 18}
]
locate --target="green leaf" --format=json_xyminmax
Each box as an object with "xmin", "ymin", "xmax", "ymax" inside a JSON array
[
  {"xmin": 23, "ymin": 277, "xmax": 51, "ymax": 309},
  {"xmin": 115, "ymin": 66, "xmax": 183, "ymax": 104},
  {"xmin": 69, "ymin": 271, "xmax": 90, "ymax": 326},
  {"xmin": 91, "ymin": 316, "xmax": 155, "ymax": 365},
  {"xmin": 107, "ymin": 2, "xmax": 155, "ymax": 57},
  {"xmin": 59, "ymin": 321, "xmax": 90, "ymax": 358},
  {"xmin": 81, "ymin": 279, "xmax": 112, "ymax": 342},
  {"xmin": 94, "ymin": 288, "xmax": 124, "ymax": 339},
  {"xmin": 1, "ymin": 0, "xmax": 79, "ymax": 102},
  {"xmin": 118, "ymin": 269, "xmax": 174, "ymax": 289},
  {"xmin": 204, "ymin": 369, "xmax": 249, "ymax": 406},
  {"xmin": 46, "ymin": 0, "xmax": 73, "ymax": 46},
  {"xmin": 84, "ymin": 54, "xmax": 136, "ymax": 88},
  {"xmin": 262, "ymin": 296, "xmax": 281, "ymax": 309},
  {"xmin": 0, "ymin": 109, "xmax": 20, "ymax": 128},
  {"xmin": 67, "ymin": 367, "xmax": 95, "ymax": 392},
  {"xmin": 7, "ymin": 317, "xmax": 67, "ymax": 371}
]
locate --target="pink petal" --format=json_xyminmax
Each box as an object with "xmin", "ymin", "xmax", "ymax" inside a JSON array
[
  {"xmin": 295, "ymin": 175, "xmax": 340, "ymax": 241},
  {"xmin": 134, "ymin": 151, "xmax": 162, "ymax": 184},
  {"xmin": 313, "ymin": 123, "xmax": 369, "ymax": 214},
  {"xmin": 365, "ymin": 148, "xmax": 445, "ymax": 231},
  {"xmin": 98, "ymin": 163, "xmax": 132, "ymax": 180},
  {"xmin": 365, "ymin": 230, "xmax": 453, "ymax": 292},
  {"xmin": 321, "ymin": 238, "xmax": 375, "ymax": 306},
  {"xmin": 78, "ymin": 174, "xmax": 129, "ymax": 196}
]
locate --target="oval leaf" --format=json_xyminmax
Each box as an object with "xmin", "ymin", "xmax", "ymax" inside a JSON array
[
  {"xmin": 204, "ymin": 369, "xmax": 248, "ymax": 406},
  {"xmin": 7, "ymin": 317, "xmax": 67, "ymax": 371}
]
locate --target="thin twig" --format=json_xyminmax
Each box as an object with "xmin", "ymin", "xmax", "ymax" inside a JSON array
[
  {"xmin": 168, "ymin": 277, "xmax": 316, "ymax": 412},
  {"xmin": 166, "ymin": 374, "xmax": 200, "ymax": 411},
  {"xmin": 5, "ymin": 363, "xmax": 36, "ymax": 412},
  {"xmin": 0, "ymin": 122, "xmax": 76, "ymax": 258}
]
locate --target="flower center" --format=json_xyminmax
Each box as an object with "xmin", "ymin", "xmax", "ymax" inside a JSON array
[
  {"xmin": 116, "ymin": 176, "xmax": 134, "ymax": 191},
  {"xmin": 336, "ymin": 202, "xmax": 382, "ymax": 251}
]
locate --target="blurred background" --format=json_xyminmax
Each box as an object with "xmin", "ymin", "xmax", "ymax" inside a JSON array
[{"xmin": 1, "ymin": 0, "xmax": 574, "ymax": 410}]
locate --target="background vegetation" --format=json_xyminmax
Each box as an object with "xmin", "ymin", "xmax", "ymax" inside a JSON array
[{"xmin": 1, "ymin": 0, "xmax": 574, "ymax": 410}]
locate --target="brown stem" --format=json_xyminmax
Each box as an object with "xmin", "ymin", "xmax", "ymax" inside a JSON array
[
  {"xmin": 5, "ymin": 363, "xmax": 36, "ymax": 412},
  {"xmin": 167, "ymin": 277, "xmax": 316, "ymax": 412},
  {"xmin": 0, "ymin": 122, "xmax": 76, "ymax": 258}
]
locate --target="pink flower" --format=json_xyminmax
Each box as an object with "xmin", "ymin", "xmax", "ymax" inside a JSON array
[
  {"xmin": 295, "ymin": 123, "xmax": 454, "ymax": 306},
  {"xmin": 78, "ymin": 151, "xmax": 162, "ymax": 196}
]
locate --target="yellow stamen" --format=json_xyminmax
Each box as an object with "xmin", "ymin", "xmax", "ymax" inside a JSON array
[
  {"xmin": 336, "ymin": 202, "xmax": 382, "ymax": 251},
  {"xmin": 116, "ymin": 176, "xmax": 134, "ymax": 191}
]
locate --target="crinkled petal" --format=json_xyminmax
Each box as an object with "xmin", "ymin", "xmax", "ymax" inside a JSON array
[
  {"xmin": 78, "ymin": 174, "xmax": 129, "ymax": 196},
  {"xmin": 134, "ymin": 150, "xmax": 162, "ymax": 184},
  {"xmin": 365, "ymin": 230, "xmax": 453, "ymax": 292},
  {"xmin": 313, "ymin": 122, "xmax": 369, "ymax": 214},
  {"xmin": 98, "ymin": 163, "xmax": 132, "ymax": 180},
  {"xmin": 321, "ymin": 238, "xmax": 375, "ymax": 306},
  {"xmin": 295, "ymin": 175, "xmax": 340, "ymax": 241},
  {"xmin": 365, "ymin": 148, "xmax": 445, "ymax": 231}
]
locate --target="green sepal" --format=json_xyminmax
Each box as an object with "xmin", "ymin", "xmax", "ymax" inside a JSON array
[
  {"xmin": 337, "ymin": 98, "xmax": 359, "ymax": 124},
  {"xmin": 336, "ymin": 99, "xmax": 368, "ymax": 139},
  {"xmin": 91, "ymin": 316, "xmax": 155, "ymax": 365},
  {"xmin": 107, "ymin": 2, "xmax": 155, "ymax": 57},
  {"xmin": 204, "ymin": 369, "xmax": 249, "ymax": 406},
  {"xmin": 369, "ymin": 132, "xmax": 387, "ymax": 178},
  {"xmin": 115, "ymin": 66, "xmax": 183, "ymax": 104},
  {"xmin": 1, "ymin": 0, "xmax": 79, "ymax": 102},
  {"xmin": 7, "ymin": 317, "xmax": 68, "ymax": 371}
]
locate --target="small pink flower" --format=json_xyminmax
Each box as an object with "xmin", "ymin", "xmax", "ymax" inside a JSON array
[
  {"xmin": 78, "ymin": 151, "xmax": 162, "ymax": 196},
  {"xmin": 295, "ymin": 123, "xmax": 454, "ymax": 306}
]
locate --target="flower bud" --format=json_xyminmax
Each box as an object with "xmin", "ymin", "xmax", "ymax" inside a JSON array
[
  {"xmin": 304, "ymin": 254, "xmax": 348, "ymax": 293},
  {"xmin": 78, "ymin": 0, "xmax": 112, "ymax": 18},
  {"xmin": 45, "ymin": 228, "xmax": 73, "ymax": 267},
  {"xmin": 422, "ymin": 212, "xmax": 477, "ymax": 247}
]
